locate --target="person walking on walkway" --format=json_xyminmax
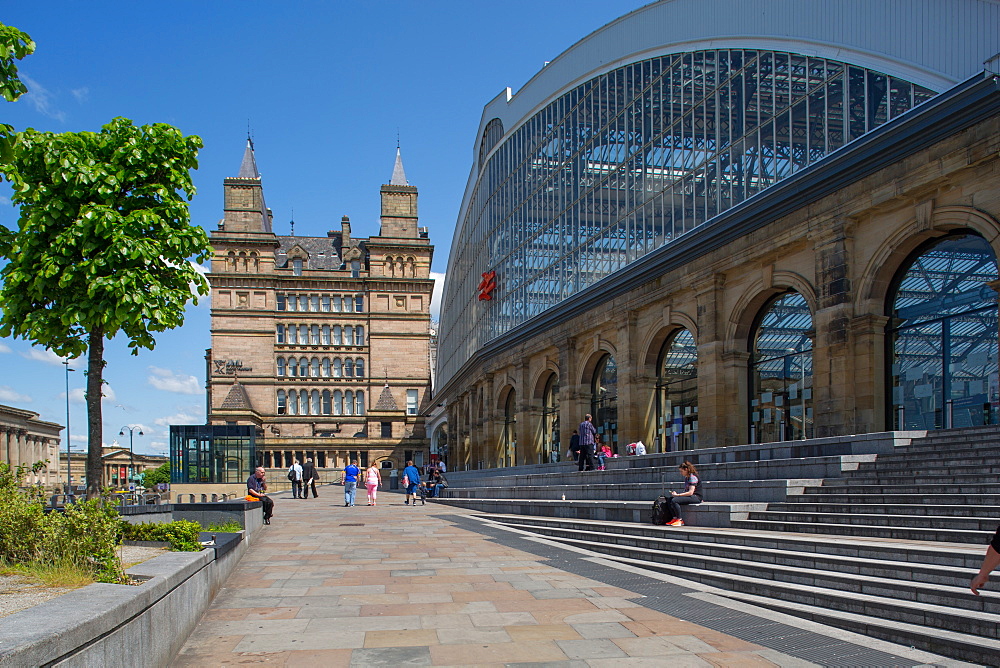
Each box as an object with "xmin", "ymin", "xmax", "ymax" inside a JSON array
[
  {"xmin": 568, "ymin": 429, "xmax": 581, "ymax": 463},
  {"xmin": 402, "ymin": 460, "xmax": 421, "ymax": 505},
  {"xmin": 301, "ymin": 458, "xmax": 319, "ymax": 498},
  {"xmin": 365, "ymin": 462, "xmax": 382, "ymax": 505},
  {"xmin": 342, "ymin": 460, "xmax": 360, "ymax": 507},
  {"xmin": 971, "ymin": 525, "xmax": 1000, "ymax": 594},
  {"xmin": 245, "ymin": 466, "xmax": 273, "ymax": 525},
  {"xmin": 288, "ymin": 459, "xmax": 303, "ymax": 499},
  {"xmin": 667, "ymin": 461, "xmax": 704, "ymax": 527},
  {"xmin": 577, "ymin": 415, "xmax": 597, "ymax": 471}
]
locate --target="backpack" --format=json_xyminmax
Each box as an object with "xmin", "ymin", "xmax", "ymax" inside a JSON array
[
  {"xmin": 287, "ymin": 469, "xmax": 295, "ymax": 481},
  {"xmin": 651, "ymin": 495, "xmax": 670, "ymax": 525}
]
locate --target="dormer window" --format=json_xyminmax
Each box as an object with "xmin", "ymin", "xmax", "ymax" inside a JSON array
[
  {"xmin": 293, "ymin": 258, "xmax": 303, "ymax": 276},
  {"xmin": 351, "ymin": 259, "xmax": 360, "ymax": 278}
]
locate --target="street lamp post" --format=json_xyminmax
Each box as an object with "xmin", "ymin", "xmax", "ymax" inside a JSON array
[
  {"xmin": 119, "ymin": 425, "xmax": 143, "ymax": 489},
  {"xmin": 64, "ymin": 360, "xmax": 74, "ymax": 491}
]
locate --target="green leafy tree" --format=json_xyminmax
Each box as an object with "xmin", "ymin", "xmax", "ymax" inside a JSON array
[
  {"xmin": 0, "ymin": 22, "xmax": 35, "ymax": 163},
  {"xmin": 0, "ymin": 118, "xmax": 210, "ymax": 498},
  {"xmin": 140, "ymin": 461, "xmax": 170, "ymax": 488}
]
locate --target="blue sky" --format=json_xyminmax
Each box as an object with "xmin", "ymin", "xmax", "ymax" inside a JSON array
[{"xmin": 0, "ymin": 0, "xmax": 644, "ymax": 456}]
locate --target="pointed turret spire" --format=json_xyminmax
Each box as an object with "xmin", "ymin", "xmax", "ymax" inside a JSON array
[
  {"xmin": 238, "ymin": 136, "xmax": 259, "ymax": 178},
  {"xmin": 390, "ymin": 147, "xmax": 408, "ymax": 186}
]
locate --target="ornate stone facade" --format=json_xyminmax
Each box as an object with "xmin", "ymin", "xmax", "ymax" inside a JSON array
[
  {"xmin": 206, "ymin": 143, "xmax": 434, "ymax": 474},
  {"xmin": 0, "ymin": 404, "xmax": 63, "ymax": 486}
]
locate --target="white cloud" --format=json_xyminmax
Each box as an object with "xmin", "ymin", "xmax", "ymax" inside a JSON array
[
  {"xmin": 430, "ymin": 271, "xmax": 445, "ymax": 322},
  {"xmin": 0, "ymin": 196, "xmax": 10, "ymax": 206},
  {"xmin": 154, "ymin": 410, "xmax": 202, "ymax": 427},
  {"xmin": 18, "ymin": 74, "xmax": 67, "ymax": 123},
  {"xmin": 65, "ymin": 384, "xmax": 116, "ymax": 404},
  {"xmin": 70, "ymin": 433, "xmax": 87, "ymax": 444},
  {"xmin": 21, "ymin": 347, "xmax": 65, "ymax": 365},
  {"xmin": 148, "ymin": 366, "xmax": 202, "ymax": 395},
  {"xmin": 0, "ymin": 386, "xmax": 31, "ymax": 403},
  {"xmin": 71, "ymin": 87, "xmax": 89, "ymax": 103},
  {"xmin": 0, "ymin": 342, "xmax": 11, "ymax": 353}
]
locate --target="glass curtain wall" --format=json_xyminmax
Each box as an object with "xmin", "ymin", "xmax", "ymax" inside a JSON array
[
  {"xmin": 541, "ymin": 375, "xmax": 560, "ymax": 463},
  {"xmin": 439, "ymin": 50, "xmax": 936, "ymax": 387},
  {"xmin": 750, "ymin": 292, "xmax": 814, "ymax": 443},
  {"xmin": 656, "ymin": 329, "xmax": 698, "ymax": 451},
  {"xmin": 502, "ymin": 390, "xmax": 517, "ymax": 467},
  {"xmin": 889, "ymin": 234, "xmax": 999, "ymax": 430},
  {"xmin": 169, "ymin": 425, "xmax": 256, "ymax": 484},
  {"xmin": 592, "ymin": 355, "xmax": 619, "ymax": 453}
]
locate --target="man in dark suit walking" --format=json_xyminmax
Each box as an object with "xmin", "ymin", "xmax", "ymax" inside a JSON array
[{"xmin": 301, "ymin": 458, "xmax": 319, "ymax": 498}]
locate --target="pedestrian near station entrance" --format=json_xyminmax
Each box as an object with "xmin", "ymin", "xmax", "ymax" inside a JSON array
[
  {"xmin": 577, "ymin": 414, "xmax": 597, "ymax": 471},
  {"xmin": 301, "ymin": 458, "xmax": 319, "ymax": 498},
  {"xmin": 342, "ymin": 460, "xmax": 360, "ymax": 507},
  {"xmin": 287, "ymin": 459, "xmax": 303, "ymax": 498},
  {"xmin": 402, "ymin": 460, "xmax": 421, "ymax": 505}
]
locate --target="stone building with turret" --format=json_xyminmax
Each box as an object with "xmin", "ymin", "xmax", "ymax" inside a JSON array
[{"xmin": 201, "ymin": 141, "xmax": 434, "ymax": 478}]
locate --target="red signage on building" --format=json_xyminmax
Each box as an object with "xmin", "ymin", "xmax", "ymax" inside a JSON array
[{"xmin": 478, "ymin": 270, "xmax": 497, "ymax": 301}]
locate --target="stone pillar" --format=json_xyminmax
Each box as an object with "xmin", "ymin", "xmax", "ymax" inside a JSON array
[
  {"xmin": 812, "ymin": 220, "xmax": 856, "ymax": 438},
  {"xmin": 484, "ymin": 374, "xmax": 496, "ymax": 469},
  {"xmin": 694, "ymin": 276, "xmax": 730, "ymax": 447},
  {"xmin": 617, "ymin": 312, "xmax": 644, "ymax": 454},
  {"xmin": 516, "ymin": 360, "xmax": 532, "ymax": 466},
  {"xmin": 558, "ymin": 336, "xmax": 580, "ymax": 455},
  {"xmin": 0, "ymin": 427, "xmax": 8, "ymax": 466},
  {"xmin": 721, "ymin": 351, "xmax": 751, "ymax": 444},
  {"xmin": 851, "ymin": 314, "xmax": 890, "ymax": 433},
  {"xmin": 15, "ymin": 429, "xmax": 27, "ymax": 473}
]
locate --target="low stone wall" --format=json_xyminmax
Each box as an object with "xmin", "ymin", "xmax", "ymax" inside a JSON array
[
  {"xmin": 0, "ymin": 532, "xmax": 248, "ymax": 666},
  {"xmin": 174, "ymin": 500, "xmax": 264, "ymax": 533}
]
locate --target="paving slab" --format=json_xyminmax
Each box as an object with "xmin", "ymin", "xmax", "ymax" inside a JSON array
[{"xmin": 173, "ymin": 496, "xmax": 951, "ymax": 666}]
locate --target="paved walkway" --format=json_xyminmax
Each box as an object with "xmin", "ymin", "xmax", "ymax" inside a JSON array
[{"xmin": 174, "ymin": 492, "xmax": 948, "ymax": 667}]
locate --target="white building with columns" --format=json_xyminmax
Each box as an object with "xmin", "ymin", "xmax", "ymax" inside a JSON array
[{"xmin": 0, "ymin": 404, "xmax": 63, "ymax": 487}]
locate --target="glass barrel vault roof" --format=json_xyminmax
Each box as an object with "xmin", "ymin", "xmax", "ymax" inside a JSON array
[{"xmin": 438, "ymin": 48, "xmax": 938, "ymax": 386}]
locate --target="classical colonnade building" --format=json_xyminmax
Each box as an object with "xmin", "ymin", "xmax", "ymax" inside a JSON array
[
  {"xmin": 432, "ymin": 0, "xmax": 1000, "ymax": 469},
  {"xmin": 0, "ymin": 404, "xmax": 63, "ymax": 485}
]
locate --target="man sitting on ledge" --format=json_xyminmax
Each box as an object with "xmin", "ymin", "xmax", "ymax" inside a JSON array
[{"xmin": 245, "ymin": 466, "xmax": 274, "ymax": 525}]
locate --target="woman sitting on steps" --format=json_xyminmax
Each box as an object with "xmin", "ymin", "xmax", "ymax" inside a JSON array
[{"xmin": 667, "ymin": 461, "xmax": 703, "ymax": 526}]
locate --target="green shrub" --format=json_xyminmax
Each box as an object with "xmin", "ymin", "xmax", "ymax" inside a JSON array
[
  {"xmin": 0, "ymin": 463, "xmax": 126, "ymax": 583},
  {"xmin": 122, "ymin": 520, "xmax": 203, "ymax": 552},
  {"xmin": 203, "ymin": 519, "xmax": 243, "ymax": 532}
]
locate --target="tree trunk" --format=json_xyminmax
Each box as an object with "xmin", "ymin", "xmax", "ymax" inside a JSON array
[{"xmin": 85, "ymin": 326, "xmax": 105, "ymax": 500}]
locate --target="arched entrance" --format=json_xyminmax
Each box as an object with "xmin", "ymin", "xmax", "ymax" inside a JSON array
[
  {"xmin": 541, "ymin": 375, "xmax": 560, "ymax": 463},
  {"xmin": 750, "ymin": 291, "xmax": 814, "ymax": 443},
  {"xmin": 591, "ymin": 354, "xmax": 619, "ymax": 454},
  {"xmin": 888, "ymin": 233, "xmax": 999, "ymax": 430},
  {"xmin": 656, "ymin": 329, "xmax": 698, "ymax": 452}
]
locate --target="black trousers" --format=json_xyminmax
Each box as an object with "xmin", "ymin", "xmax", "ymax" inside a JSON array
[
  {"xmin": 291, "ymin": 480, "xmax": 303, "ymax": 498},
  {"xmin": 259, "ymin": 495, "xmax": 274, "ymax": 520},
  {"xmin": 304, "ymin": 478, "xmax": 318, "ymax": 497},
  {"xmin": 578, "ymin": 447, "xmax": 596, "ymax": 471},
  {"xmin": 667, "ymin": 494, "xmax": 701, "ymax": 520}
]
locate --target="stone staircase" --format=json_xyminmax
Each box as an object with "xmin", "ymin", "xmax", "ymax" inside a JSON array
[{"xmin": 435, "ymin": 427, "xmax": 1000, "ymax": 665}]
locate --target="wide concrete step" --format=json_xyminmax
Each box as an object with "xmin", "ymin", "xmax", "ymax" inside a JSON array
[
  {"xmin": 839, "ymin": 471, "xmax": 1000, "ymax": 485},
  {"xmin": 789, "ymin": 492, "xmax": 1000, "ymax": 505},
  {"xmin": 710, "ymin": 588, "xmax": 1000, "ymax": 666},
  {"xmin": 746, "ymin": 510, "xmax": 998, "ymax": 531},
  {"xmin": 847, "ymin": 463, "xmax": 1000, "ymax": 476},
  {"xmin": 491, "ymin": 519, "xmax": 984, "ymax": 588},
  {"xmin": 731, "ymin": 518, "xmax": 993, "ymax": 544},
  {"xmin": 444, "ymin": 479, "xmax": 808, "ymax": 503},
  {"xmin": 478, "ymin": 513, "xmax": 985, "ymax": 569},
  {"xmin": 873, "ymin": 451, "xmax": 1000, "ymax": 466},
  {"xmin": 768, "ymin": 502, "xmax": 1000, "ymax": 517},
  {"xmin": 802, "ymin": 483, "xmax": 1000, "ymax": 495}
]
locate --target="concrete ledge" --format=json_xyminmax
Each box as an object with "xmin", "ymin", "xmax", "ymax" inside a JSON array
[
  {"xmin": 445, "ymin": 479, "xmax": 822, "ymax": 503},
  {"xmin": 173, "ymin": 500, "xmax": 263, "ymax": 533},
  {"xmin": 433, "ymin": 498, "xmax": 766, "ymax": 527},
  {"xmin": 0, "ymin": 532, "xmax": 249, "ymax": 666}
]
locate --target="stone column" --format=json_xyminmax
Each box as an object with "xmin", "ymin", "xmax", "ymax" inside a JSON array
[
  {"xmin": 851, "ymin": 314, "xmax": 890, "ymax": 433},
  {"xmin": 616, "ymin": 312, "xmax": 644, "ymax": 454},
  {"xmin": 0, "ymin": 427, "xmax": 8, "ymax": 466},
  {"xmin": 516, "ymin": 360, "xmax": 532, "ymax": 466},
  {"xmin": 694, "ymin": 276, "xmax": 730, "ymax": 447},
  {"xmin": 812, "ymin": 219, "xmax": 856, "ymax": 438},
  {"xmin": 15, "ymin": 429, "xmax": 27, "ymax": 473}
]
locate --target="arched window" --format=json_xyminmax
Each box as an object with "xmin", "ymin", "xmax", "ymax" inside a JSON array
[
  {"xmin": 345, "ymin": 326, "xmax": 354, "ymax": 345},
  {"xmin": 288, "ymin": 390, "xmax": 299, "ymax": 415},
  {"xmin": 287, "ymin": 357, "xmax": 297, "ymax": 377},
  {"xmin": 345, "ymin": 358, "xmax": 354, "ymax": 377},
  {"xmin": 751, "ymin": 291, "xmax": 814, "ymax": 443},
  {"xmin": 657, "ymin": 329, "xmax": 698, "ymax": 452},
  {"xmin": 227, "ymin": 250, "xmax": 236, "ymax": 272},
  {"xmin": 889, "ymin": 233, "xmax": 999, "ymax": 430},
  {"xmin": 310, "ymin": 325, "xmax": 319, "ymax": 344},
  {"xmin": 541, "ymin": 375, "xmax": 560, "ymax": 463},
  {"xmin": 355, "ymin": 390, "xmax": 365, "ymax": 415},
  {"xmin": 334, "ymin": 390, "xmax": 343, "ymax": 415},
  {"xmin": 298, "ymin": 358, "xmax": 308, "ymax": 377},
  {"xmin": 311, "ymin": 357, "xmax": 319, "ymax": 377},
  {"xmin": 502, "ymin": 390, "xmax": 517, "ymax": 467},
  {"xmin": 591, "ymin": 354, "xmax": 618, "ymax": 453},
  {"xmin": 355, "ymin": 326, "xmax": 364, "ymax": 345},
  {"xmin": 287, "ymin": 325, "xmax": 296, "ymax": 344},
  {"xmin": 311, "ymin": 390, "xmax": 320, "ymax": 415},
  {"xmin": 355, "ymin": 358, "xmax": 365, "ymax": 378},
  {"xmin": 333, "ymin": 325, "xmax": 342, "ymax": 345},
  {"xmin": 298, "ymin": 325, "xmax": 308, "ymax": 344},
  {"xmin": 322, "ymin": 358, "xmax": 330, "ymax": 377},
  {"xmin": 299, "ymin": 390, "xmax": 308, "ymax": 415},
  {"xmin": 322, "ymin": 389, "xmax": 331, "ymax": 415},
  {"xmin": 333, "ymin": 358, "xmax": 342, "ymax": 378},
  {"xmin": 277, "ymin": 357, "xmax": 286, "ymax": 377},
  {"xmin": 321, "ymin": 325, "xmax": 330, "ymax": 345},
  {"xmin": 277, "ymin": 390, "xmax": 287, "ymax": 415},
  {"xmin": 345, "ymin": 390, "xmax": 354, "ymax": 415}
]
